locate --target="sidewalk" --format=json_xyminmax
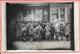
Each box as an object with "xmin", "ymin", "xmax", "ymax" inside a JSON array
[{"xmin": 13, "ymin": 41, "xmax": 71, "ymax": 50}]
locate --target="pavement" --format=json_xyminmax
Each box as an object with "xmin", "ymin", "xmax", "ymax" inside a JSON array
[{"xmin": 13, "ymin": 41, "xmax": 71, "ymax": 50}]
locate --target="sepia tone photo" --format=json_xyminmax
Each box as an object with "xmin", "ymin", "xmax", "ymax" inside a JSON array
[{"xmin": 6, "ymin": 2, "xmax": 74, "ymax": 50}]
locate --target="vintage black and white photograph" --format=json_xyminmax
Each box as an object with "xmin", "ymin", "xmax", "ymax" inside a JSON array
[{"xmin": 6, "ymin": 3, "xmax": 74, "ymax": 50}]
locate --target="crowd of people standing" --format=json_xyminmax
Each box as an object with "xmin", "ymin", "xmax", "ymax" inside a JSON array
[{"xmin": 16, "ymin": 22, "xmax": 71, "ymax": 41}]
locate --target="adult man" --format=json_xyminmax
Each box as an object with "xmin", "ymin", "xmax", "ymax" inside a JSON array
[{"xmin": 34, "ymin": 23, "xmax": 43, "ymax": 40}]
